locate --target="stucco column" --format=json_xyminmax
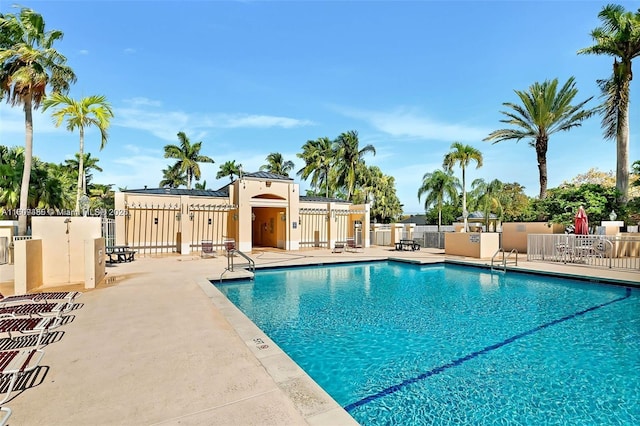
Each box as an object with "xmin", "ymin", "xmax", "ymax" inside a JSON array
[
  {"xmin": 288, "ymin": 183, "xmax": 301, "ymax": 250},
  {"xmin": 179, "ymin": 195, "xmax": 192, "ymax": 254},
  {"xmin": 115, "ymin": 192, "xmax": 126, "ymax": 245}
]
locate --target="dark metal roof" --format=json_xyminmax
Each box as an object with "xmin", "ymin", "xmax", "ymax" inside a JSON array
[
  {"xmin": 243, "ymin": 171, "xmax": 293, "ymax": 181},
  {"xmin": 399, "ymin": 215, "xmax": 429, "ymax": 225},
  {"xmin": 457, "ymin": 211, "xmax": 498, "ymax": 220},
  {"xmin": 122, "ymin": 187, "xmax": 229, "ymax": 197},
  {"xmin": 300, "ymin": 195, "xmax": 350, "ymax": 204}
]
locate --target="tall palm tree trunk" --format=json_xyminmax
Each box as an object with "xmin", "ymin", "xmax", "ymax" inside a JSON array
[
  {"xmin": 617, "ymin": 105, "xmax": 629, "ymax": 203},
  {"xmin": 536, "ymin": 136, "xmax": 549, "ymax": 200},
  {"xmin": 18, "ymin": 98, "xmax": 34, "ymax": 235},
  {"xmin": 76, "ymin": 127, "xmax": 85, "ymax": 212},
  {"xmin": 462, "ymin": 167, "xmax": 468, "ymax": 232}
]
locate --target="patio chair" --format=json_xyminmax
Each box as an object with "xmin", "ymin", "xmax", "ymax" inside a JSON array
[
  {"xmin": 346, "ymin": 238, "xmax": 363, "ymax": 253},
  {"xmin": 333, "ymin": 242, "xmax": 345, "ymax": 253},
  {"xmin": 0, "ymin": 291, "xmax": 80, "ymax": 307},
  {"xmin": 0, "ymin": 348, "xmax": 45, "ymax": 404},
  {"xmin": 201, "ymin": 240, "xmax": 216, "ymax": 258},
  {"xmin": 0, "ymin": 316, "xmax": 61, "ymax": 348}
]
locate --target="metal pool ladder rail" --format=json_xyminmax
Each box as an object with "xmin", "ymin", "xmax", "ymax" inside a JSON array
[
  {"xmin": 491, "ymin": 248, "xmax": 518, "ymax": 272},
  {"xmin": 220, "ymin": 249, "xmax": 255, "ymax": 282}
]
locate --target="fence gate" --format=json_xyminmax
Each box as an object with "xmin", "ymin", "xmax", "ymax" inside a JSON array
[
  {"xmin": 102, "ymin": 217, "xmax": 115, "ymax": 248},
  {"xmin": 299, "ymin": 209, "xmax": 329, "ymax": 248},
  {"xmin": 125, "ymin": 202, "xmax": 181, "ymax": 255},
  {"xmin": 188, "ymin": 204, "xmax": 235, "ymax": 252}
]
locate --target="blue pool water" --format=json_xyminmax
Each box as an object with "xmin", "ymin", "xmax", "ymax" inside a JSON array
[{"xmin": 215, "ymin": 262, "xmax": 640, "ymax": 425}]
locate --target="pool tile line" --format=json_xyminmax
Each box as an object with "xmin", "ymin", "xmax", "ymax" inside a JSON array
[{"xmin": 343, "ymin": 287, "xmax": 633, "ymax": 412}]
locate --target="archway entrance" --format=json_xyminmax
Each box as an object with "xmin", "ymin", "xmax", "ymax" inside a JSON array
[{"xmin": 251, "ymin": 206, "xmax": 285, "ymax": 249}]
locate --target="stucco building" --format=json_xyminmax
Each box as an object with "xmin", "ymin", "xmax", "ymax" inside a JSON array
[{"xmin": 114, "ymin": 172, "xmax": 370, "ymax": 255}]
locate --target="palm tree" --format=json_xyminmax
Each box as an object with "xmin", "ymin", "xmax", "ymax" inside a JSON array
[
  {"xmin": 89, "ymin": 183, "xmax": 114, "ymax": 211},
  {"xmin": 194, "ymin": 180, "xmax": 207, "ymax": 190},
  {"xmin": 370, "ymin": 174, "xmax": 402, "ymax": 223},
  {"xmin": 297, "ymin": 137, "xmax": 336, "ymax": 198},
  {"xmin": 0, "ymin": 146, "xmax": 24, "ymax": 212},
  {"xmin": 63, "ymin": 152, "xmax": 103, "ymax": 194},
  {"xmin": 0, "ymin": 7, "xmax": 76, "ymax": 234},
  {"xmin": 260, "ymin": 152, "xmax": 295, "ymax": 177},
  {"xmin": 418, "ymin": 169, "xmax": 460, "ymax": 231},
  {"xmin": 159, "ymin": 162, "xmax": 187, "ymax": 188},
  {"xmin": 443, "ymin": 142, "xmax": 483, "ymax": 232},
  {"xmin": 483, "ymin": 77, "xmax": 596, "ymax": 200},
  {"xmin": 334, "ymin": 130, "xmax": 376, "ymax": 201},
  {"xmin": 216, "ymin": 160, "xmax": 242, "ymax": 182},
  {"xmin": 470, "ymin": 178, "xmax": 504, "ymax": 231},
  {"xmin": 163, "ymin": 132, "xmax": 214, "ymax": 190},
  {"xmin": 43, "ymin": 94, "xmax": 113, "ymax": 212},
  {"xmin": 578, "ymin": 5, "xmax": 640, "ymax": 204},
  {"xmin": 352, "ymin": 164, "xmax": 381, "ymax": 204}
]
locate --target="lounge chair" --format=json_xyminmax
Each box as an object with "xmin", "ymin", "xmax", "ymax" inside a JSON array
[
  {"xmin": 0, "ymin": 302, "xmax": 70, "ymax": 319},
  {"xmin": 333, "ymin": 242, "xmax": 345, "ymax": 253},
  {"xmin": 201, "ymin": 240, "xmax": 216, "ymax": 258},
  {"xmin": 0, "ymin": 348, "xmax": 45, "ymax": 403},
  {"xmin": 0, "ymin": 316, "xmax": 61, "ymax": 348},
  {"xmin": 0, "ymin": 407, "xmax": 10, "ymax": 426},
  {"xmin": 0, "ymin": 291, "xmax": 80, "ymax": 307},
  {"xmin": 346, "ymin": 238, "xmax": 363, "ymax": 253}
]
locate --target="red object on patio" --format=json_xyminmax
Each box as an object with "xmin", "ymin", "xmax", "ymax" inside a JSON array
[{"xmin": 574, "ymin": 205, "xmax": 589, "ymax": 235}]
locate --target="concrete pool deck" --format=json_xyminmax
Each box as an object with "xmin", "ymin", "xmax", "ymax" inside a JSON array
[{"xmin": 0, "ymin": 246, "xmax": 637, "ymax": 425}]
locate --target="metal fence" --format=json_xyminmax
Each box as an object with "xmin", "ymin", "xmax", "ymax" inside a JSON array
[
  {"xmin": 125, "ymin": 203, "xmax": 181, "ymax": 255},
  {"xmin": 527, "ymin": 234, "xmax": 640, "ymax": 271},
  {"xmin": 102, "ymin": 217, "xmax": 115, "ymax": 248},
  {"xmin": 371, "ymin": 225, "xmax": 391, "ymax": 246}
]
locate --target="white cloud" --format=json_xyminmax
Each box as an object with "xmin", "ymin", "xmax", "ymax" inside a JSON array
[
  {"xmin": 113, "ymin": 101, "xmax": 314, "ymax": 142},
  {"xmin": 78, "ymin": 49, "xmax": 89, "ymax": 55},
  {"xmin": 218, "ymin": 114, "xmax": 314, "ymax": 129},
  {"xmin": 123, "ymin": 48, "xmax": 136, "ymax": 54},
  {"xmin": 334, "ymin": 105, "xmax": 491, "ymax": 142},
  {"xmin": 123, "ymin": 97, "xmax": 163, "ymax": 107},
  {"xmin": 0, "ymin": 103, "xmax": 60, "ymax": 134},
  {"xmin": 114, "ymin": 107, "xmax": 191, "ymax": 141}
]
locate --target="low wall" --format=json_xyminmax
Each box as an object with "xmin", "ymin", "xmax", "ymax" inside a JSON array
[
  {"xmin": 33, "ymin": 216, "xmax": 101, "ymax": 285},
  {"xmin": 85, "ymin": 238, "xmax": 106, "ymax": 289},
  {"xmin": 13, "ymin": 239, "xmax": 43, "ymax": 295},
  {"xmin": 445, "ymin": 232, "xmax": 500, "ymax": 258},
  {"xmin": 502, "ymin": 222, "xmax": 564, "ymax": 254}
]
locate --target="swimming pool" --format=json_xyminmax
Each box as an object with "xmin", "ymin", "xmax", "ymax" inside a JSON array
[{"xmin": 215, "ymin": 262, "xmax": 639, "ymax": 425}]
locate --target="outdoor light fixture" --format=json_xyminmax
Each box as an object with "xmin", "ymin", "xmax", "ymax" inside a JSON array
[{"xmin": 189, "ymin": 212, "xmax": 194, "ymax": 221}]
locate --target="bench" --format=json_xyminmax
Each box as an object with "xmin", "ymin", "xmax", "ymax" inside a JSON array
[
  {"xmin": 395, "ymin": 239, "xmax": 421, "ymax": 251},
  {"xmin": 106, "ymin": 246, "xmax": 137, "ymax": 263}
]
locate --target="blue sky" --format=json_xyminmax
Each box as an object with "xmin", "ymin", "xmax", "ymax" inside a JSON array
[{"xmin": 1, "ymin": 0, "xmax": 637, "ymax": 213}]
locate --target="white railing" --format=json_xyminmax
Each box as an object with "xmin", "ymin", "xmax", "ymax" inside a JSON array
[{"xmin": 527, "ymin": 234, "xmax": 639, "ymax": 271}]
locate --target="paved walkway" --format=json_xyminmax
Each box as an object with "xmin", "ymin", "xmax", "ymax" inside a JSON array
[{"xmin": 0, "ymin": 247, "xmax": 637, "ymax": 425}]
